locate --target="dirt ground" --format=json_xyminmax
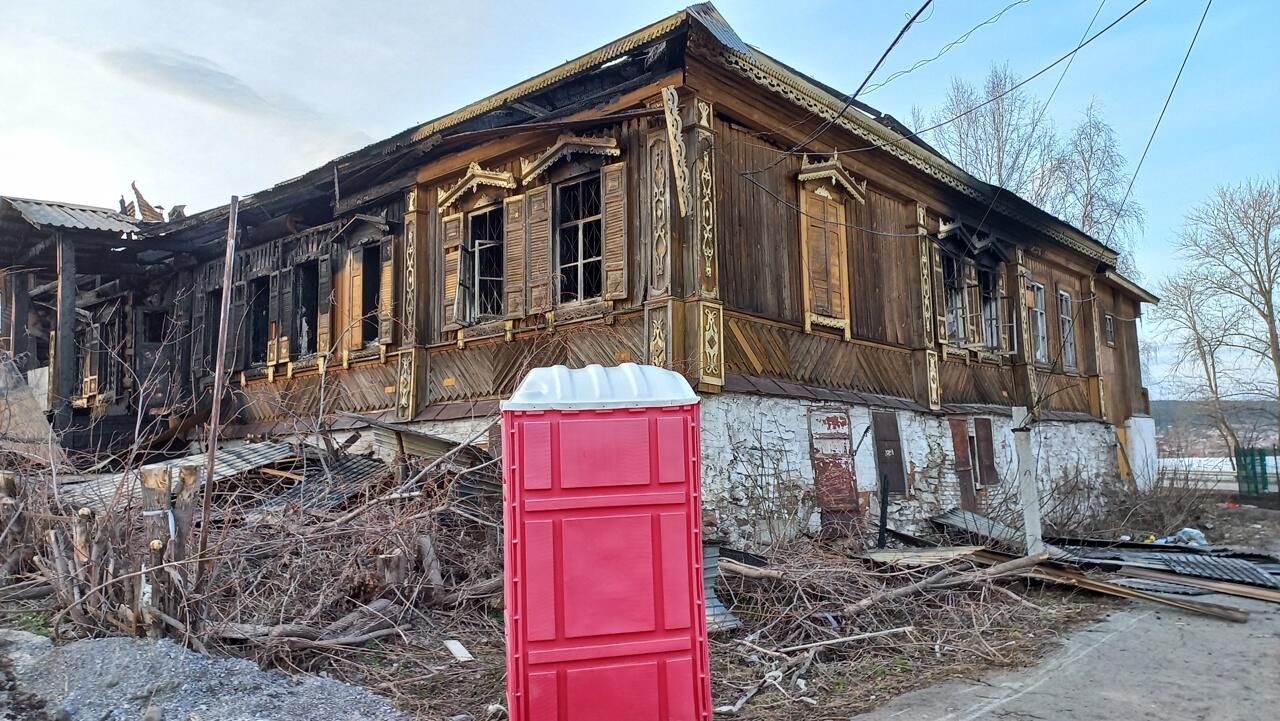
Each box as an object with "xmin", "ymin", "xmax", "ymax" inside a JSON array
[
  {"xmin": 849, "ymin": 593, "xmax": 1280, "ymax": 721},
  {"xmin": 1196, "ymin": 502, "xmax": 1280, "ymax": 550}
]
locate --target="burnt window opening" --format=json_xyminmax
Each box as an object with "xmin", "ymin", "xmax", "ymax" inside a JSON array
[
  {"xmin": 942, "ymin": 254, "xmax": 966, "ymax": 342},
  {"xmin": 360, "ymin": 244, "xmax": 381, "ymax": 344},
  {"xmin": 294, "ymin": 260, "xmax": 319, "ymax": 357},
  {"xmin": 979, "ymin": 269, "xmax": 1000, "ymax": 349},
  {"xmin": 470, "ymin": 206, "xmax": 505, "ymax": 318},
  {"xmin": 204, "ymin": 290, "xmax": 221, "ymax": 363},
  {"xmin": 247, "ymin": 276, "xmax": 270, "ymax": 365},
  {"xmin": 143, "ymin": 311, "xmax": 167, "ymax": 344},
  {"xmin": 556, "ymin": 175, "xmax": 602, "ymax": 304}
]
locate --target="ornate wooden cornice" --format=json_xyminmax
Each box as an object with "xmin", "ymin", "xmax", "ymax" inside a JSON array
[
  {"xmin": 798, "ymin": 156, "xmax": 866, "ymax": 204},
  {"xmin": 520, "ymin": 134, "xmax": 620, "ymax": 184},
  {"xmin": 437, "ymin": 163, "xmax": 517, "ymax": 212}
]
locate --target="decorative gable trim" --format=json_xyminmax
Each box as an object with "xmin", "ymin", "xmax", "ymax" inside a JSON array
[
  {"xmin": 798, "ymin": 156, "xmax": 866, "ymax": 204},
  {"xmin": 437, "ymin": 162, "xmax": 517, "ymax": 212},
  {"xmin": 520, "ymin": 134, "xmax": 620, "ymax": 184}
]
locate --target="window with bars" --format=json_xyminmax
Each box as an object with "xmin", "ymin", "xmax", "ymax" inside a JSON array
[
  {"xmin": 469, "ymin": 206, "xmax": 504, "ymax": 318},
  {"xmin": 943, "ymin": 254, "xmax": 966, "ymax": 342},
  {"xmin": 1104, "ymin": 313, "xmax": 1116, "ymax": 346},
  {"xmin": 555, "ymin": 175, "xmax": 603, "ymax": 304},
  {"xmin": 979, "ymin": 269, "xmax": 1001, "ymax": 350},
  {"xmin": 1058, "ymin": 290, "xmax": 1077, "ymax": 369},
  {"xmin": 1029, "ymin": 282, "xmax": 1049, "ymax": 364}
]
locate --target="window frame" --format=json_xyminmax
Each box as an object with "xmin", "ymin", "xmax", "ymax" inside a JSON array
[
  {"xmin": 1058, "ymin": 289, "xmax": 1077, "ymax": 370},
  {"xmin": 467, "ymin": 204, "xmax": 505, "ymax": 321},
  {"xmin": 978, "ymin": 267, "xmax": 1001, "ymax": 350},
  {"xmin": 1029, "ymin": 281, "xmax": 1049, "ymax": 364},
  {"xmin": 1104, "ymin": 313, "xmax": 1116, "ymax": 347},
  {"xmin": 798, "ymin": 181, "xmax": 852, "ymax": 340},
  {"xmin": 292, "ymin": 259, "xmax": 320, "ymax": 359},
  {"xmin": 553, "ymin": 173, "xmax": 604, "ymax": 306}
]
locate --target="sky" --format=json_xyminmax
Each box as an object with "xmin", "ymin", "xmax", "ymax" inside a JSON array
[{"xmin": 2, "ymin": 0, "xmax": 1277, "ymax": 397}]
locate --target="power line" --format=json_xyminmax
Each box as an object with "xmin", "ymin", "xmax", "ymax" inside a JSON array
[
  {"xmin": 1102, "ymin": 0, "xmax": 1212, "ymax": 248},
  {"xmin": 862, "ymin": 0, "xmax": 1033, "ymax": 96},
  {"xmin": 747, "ymin": 0, "xmax": 934, "ymax": 176},
  {"xmin": 822, "ymin": 0, "xmax": 1152, "ymax": 160},
  {"xmin": 974, "ymin": 0, "xmax": 1108, "ymax": 233}
]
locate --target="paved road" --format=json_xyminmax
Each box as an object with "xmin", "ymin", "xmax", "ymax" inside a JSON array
[{"xmin": 852, "ymin": 594, "xmax": 1280, "ymax": 721}]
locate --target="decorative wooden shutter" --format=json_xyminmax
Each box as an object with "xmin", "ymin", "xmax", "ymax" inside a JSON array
[
  {"xmin": 266, "ymin": 272, "xmax": 280, "ymax": 364},
  {"xmin": 278, "ymin": 266, "xmax": 293, "ymax": 361},
  {"xmin": 346, "ymin": 245, "xmax": 364, "ymax": 350},
  {"xmin": 974, "ymin": 417, "xmax": 999, "ymax": 485},
  {"xmin": 600, "ymin": 161, "xmax": 628, "ymax": 300},
  {"xmin": 526, "ymin": 186, "xmax": 553, "ymax": 314},
  {"xmin": 455, "ymin": 226, "xmax": 474, "ymax": 326},
  {"xmin": 964, "ymin": 260, "xmax": 980, "ymax": 343},
  {"xmin": 441, "ymin": 213, "xmax": 464, "ymax": 328},
  {"xmin": 317, "ymin": 254, "xmax": 332, "ymax": 353},
  {"xmin": 229, "ymin": 281, "xmax": 247, "ymax": 370},
  {"xmin": 504, "ymin": 195, "xmax": 527, "ymax": 319},
  {"xmin": 805, "ymin": 191, "xmax": 834, "ymax": 317},
  {"xmin": 997, "ymin": 266, "xmax": 1010, "ymax": 352},
  {"xmin": 827, "ymin": 196, "xmax": 847, "ymax": 319},
  {"xmin": 378, "ymin": 237, "xmax": 396, "ymax": 344},
  {"xmin": 84, "ymin": 324, "xmax": 100, "ymax": 395}
]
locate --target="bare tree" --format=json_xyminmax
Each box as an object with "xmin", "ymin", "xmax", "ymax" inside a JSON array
[
  {"xmin": 913, "ymin": 67, "xmax": 1142, "ymax": 270},
  {"xmin": 1056, "ymin": 100, "xmax": 1145, "ymax": 275},
  {"xmin": 1174, "ymin": 176, "xmax": 1280, "ymax": 436},
  {"xmin": 1154, "ymin": 269, "xmax": 1245, "ymax": 454},
  {"xmin": 913, "ymin": 64, "xmax": 1063, "ymax": 210}
]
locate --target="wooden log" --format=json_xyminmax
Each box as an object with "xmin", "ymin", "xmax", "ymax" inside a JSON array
[
  {"xmin": 719, "ymin": 558, "xmax": 786, "ymax": 581},
  {"xmin": 841, "ymin": 553, "xmax": 1048, "ymax": 616},
  {"xmin": 417, "ymin": 535, "xmax": 444, "ymax": 600},
  {"xmin": 140, "ymin": 468, "xmax": 171, "ymax": 637}
]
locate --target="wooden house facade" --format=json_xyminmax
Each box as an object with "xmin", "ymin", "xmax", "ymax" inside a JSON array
[{"xmin": 1, "ymin": 5, "xmax": 1157, "ymax": 537}]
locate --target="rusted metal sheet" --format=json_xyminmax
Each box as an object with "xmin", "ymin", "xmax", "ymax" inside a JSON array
[{"xmin": 808, "ymin": 406, "xmax": 858, "ymax": 527}]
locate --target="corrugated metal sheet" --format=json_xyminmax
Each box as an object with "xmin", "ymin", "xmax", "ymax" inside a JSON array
[
  {"xmin": 703, "ymin": 543, "xmax": 741, "ymax": 632},
  {"xmin": 260, "ymin": 454, "xmax": 389, "ymax": 511},
  {"xmin": 1111, "ymin": 578, "xmax": 1213, "ymax": 596},
  {"xmin": 59, "ymin": 442, "xmax": 295, "ymax": 510},
  {"xmin": 1160, "ymin": 554, "xmax": 1280, "ymax": 590},
  {"xmin": 3, "ymin": 196, "xmax": 140, "ymax": 233}
]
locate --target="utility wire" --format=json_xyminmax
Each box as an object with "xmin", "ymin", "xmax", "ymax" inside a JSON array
[
  {"xmin": 1102, "ymin": 0, "xmax": 1212, "ymax": 248},
  {"xmin": 862, "ymin": 0, "xmax": 1033, "ymax": 96},
  {"xmin": 974, "ymin": 0, "xmax": 1108, "ymax": 233},
  {"xmin": 747, "ymin": 0, "xmax": 934, "ymax": 176}
]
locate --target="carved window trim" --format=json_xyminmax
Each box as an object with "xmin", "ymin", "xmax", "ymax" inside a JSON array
[
  {"xmin": 797, "ymin": 156, "xmax": 867, "ymax": 204},
  {"xmin": 437, "ymin": 162, "xmax": 517, "ymax": 214},
  {"xmin": 798, "ymin": 179, "xmax": 852, "ymax": 340},
  {"xmin": 520, "ymin": 134, "xmax": 620, "ymax": 185}
]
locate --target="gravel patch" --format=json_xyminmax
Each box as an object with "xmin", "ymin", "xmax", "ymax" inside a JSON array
[{"xmin": 0, "ymin": 631, "xmax": 409, "ymax": 721}]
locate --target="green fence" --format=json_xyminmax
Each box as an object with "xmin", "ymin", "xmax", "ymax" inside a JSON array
[{"xmin": 1234, "ymin": 447, "xmax": 1273, "ymax": 495}]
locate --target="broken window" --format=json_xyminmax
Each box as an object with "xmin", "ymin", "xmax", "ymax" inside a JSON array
[
  {"xmin": 1029, "ymin": 282, "xmax": 1048, "ymax": 364},
  {"xmin": 1058, "ymin": 290, "xmax": 1077, "ymax": 369},
  {"xmin": 360, "ymin": 244, "xmax": 381, "ymax": 345},
  {"xmin": 469, "ymin": 206, "xmax": 504, "ymax": 318},
  {"xmin": 204, "ymin": 290, "xmax": 221, "ymax": 364},
  {"xmin": 143, "ymin": 311, "xmax": 167, "ymax": 344},
  {"xmin": 979, "ymin": 268, "xmax": 1000, "ymax": 350},
  {"xmin": 943, "ymin": 254, "xmax": 966, "ymax": 343},
  {"xmin": 1104, "ymin": 313, "xmax": 1116, "ymax": 346},
  {"xmin": 294, "ymin": 260, "xmax": 319, "ymax": 357},
  {"xmin": 247, "ymin": 276, "xmax": 270, "ymax": 365},
  {"xmin": 555, "ymin": 175, "xmax": 603, "ymax": 304}
]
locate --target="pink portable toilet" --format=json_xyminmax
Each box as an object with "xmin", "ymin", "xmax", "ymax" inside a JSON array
[{"xmin": 501, "ymin": 363, "xmax": 712, "ymax": 721}]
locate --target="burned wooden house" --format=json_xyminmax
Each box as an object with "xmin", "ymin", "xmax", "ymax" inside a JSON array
[{"xmin": 1, "ymin": 4, "xmax": 1158, "ymax": 539}]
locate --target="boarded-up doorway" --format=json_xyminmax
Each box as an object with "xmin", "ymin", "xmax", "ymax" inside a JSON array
[{"xmin": 808, "ymin": 406, "xmax": 858, "ymax": 529}]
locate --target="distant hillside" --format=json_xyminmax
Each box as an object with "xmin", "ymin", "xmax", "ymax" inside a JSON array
[{"xmin": 1151, "ymin": 399, "xmax": 1279, "ymax": 456}]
